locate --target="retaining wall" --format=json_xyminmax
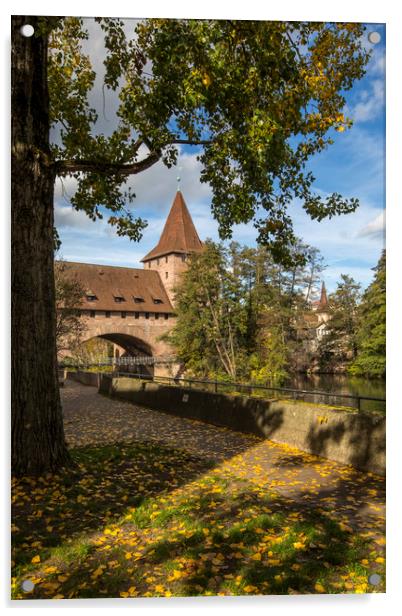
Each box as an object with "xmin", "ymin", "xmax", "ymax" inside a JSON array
[
  {"xmin": 67, "ymin": 370, "xmax": 102, "ymax": 388},
  {"xmin": 99, "ymin": 375, "xmax": 385, "ymax": 475}
]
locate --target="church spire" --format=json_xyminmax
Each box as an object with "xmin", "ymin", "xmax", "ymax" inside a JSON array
[
  {"xmin": 319, "ymin": 281, "xmax": 328, "ymax": 308},
  {"xmin": 141, "ymin": 191, "xmax": 203, "ymax": 262}
]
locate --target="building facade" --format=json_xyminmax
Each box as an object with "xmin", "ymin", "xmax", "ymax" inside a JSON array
[{"xmin": 59, "ymin": 190, "xmax": 203, "ymax": 375}]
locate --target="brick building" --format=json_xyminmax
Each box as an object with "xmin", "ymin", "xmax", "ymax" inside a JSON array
[{"xmin": 59, "ymin": 190, "xmax": 203, "ymax": 374}]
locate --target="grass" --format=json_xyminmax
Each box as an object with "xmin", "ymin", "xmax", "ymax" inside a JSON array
[{"xmin": 12, "ymin": 440, "xmax": 385, "ymax": 599}]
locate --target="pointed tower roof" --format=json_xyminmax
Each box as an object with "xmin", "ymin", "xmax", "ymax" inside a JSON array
[
  {"xmin": 320, "ymin": 281, "xmax": 328, "ymax": 305},
  {"xmin": 141, "ymin": 191, "xmax": 203, "ymax": 262},
  {"xmin": 315, "ymin": 281, "xmax": 328, "ymax": 312}
]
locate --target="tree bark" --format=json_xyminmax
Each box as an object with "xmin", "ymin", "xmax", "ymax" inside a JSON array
[{"xmin": 11, "ymin": 16, "xmax": 70, "ymax": 475}]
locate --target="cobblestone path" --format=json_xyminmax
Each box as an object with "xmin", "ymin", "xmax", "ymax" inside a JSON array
[{"xmin": 62, "ymin": 379, "xmax": 385, "ymax": 537}]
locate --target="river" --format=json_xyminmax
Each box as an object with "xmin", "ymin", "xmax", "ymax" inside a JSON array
[{"xmin": 283, "ymin": 374, "xmax": 386, "ymax": 414}]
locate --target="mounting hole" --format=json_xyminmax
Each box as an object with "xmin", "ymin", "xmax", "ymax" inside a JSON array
[
  {"xmin": 368, "ymin": 573, "xmax": 382, "ymax": 586},
  {"xmin": 20, "ymin": 24, "xmax": 35, "ymax": 38},
  {"xmin": 21, "ymin": 579, "xmax": 35, "ymax": 593},
  {"xmin": 368, "ymin": 31, "xmax": 381, "ymax": 45}
]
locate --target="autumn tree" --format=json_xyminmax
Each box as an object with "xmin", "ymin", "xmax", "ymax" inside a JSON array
[
  {"xmin": 54, "ymin": 260, "xmax": 86, "ymax": 358},
  {"xmin": 12, "ymin": 16, "xmax": 370, "ymax": 474}
]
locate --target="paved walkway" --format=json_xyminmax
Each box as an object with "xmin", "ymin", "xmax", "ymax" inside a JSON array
[{"xmin": 61, "ymin": 380, "xmax": 385, "ymax": 537}]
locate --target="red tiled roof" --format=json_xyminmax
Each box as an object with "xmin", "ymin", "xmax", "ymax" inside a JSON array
[
  {"xmin": 57, "ymin": 262, "xmax": 174, "ymax": 313},
  {"xmin": 141, "ymin": 191, "xmax": 203, "ymax": 262}
]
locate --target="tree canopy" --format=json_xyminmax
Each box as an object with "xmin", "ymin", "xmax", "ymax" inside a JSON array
[
  {"xmin": 47, "ymin": 17, "xmax": 370, "ymax": 264},
  {"xmin": 317, "ymin": 274, "xmax": 362, "ymax": 370},
  {"xmin": 349, "ymin": 250, "xmax": 386, "ymax": 378},
  {"xmin": 164, "ymin": 239, "xmax": 326, "ymax": 382}
]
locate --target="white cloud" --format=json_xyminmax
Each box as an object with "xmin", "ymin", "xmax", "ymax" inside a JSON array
[
  {"xmin": 357, "ymin": 211, "xmax": 385, "ymax": 239},
  {"xmin": 54, "ymin": 203, "xmax": 100, "ymax": 231},
  {"xmin": 346, "ymin": 43, "xmax": 385, "ymax": 124},
  {"xmin": 351, "ymin": 79, "xmax": 385, "ymax": 123}
]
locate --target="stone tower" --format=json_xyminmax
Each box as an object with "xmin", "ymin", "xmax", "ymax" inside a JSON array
[{"xmin": 141, "ymin": 190, "xmax": 203, "ymax": 305}]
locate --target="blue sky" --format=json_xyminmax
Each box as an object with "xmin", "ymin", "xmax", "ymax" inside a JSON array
[{"xmin": 54, "ymin": 21, "xmax": 386, "ymax": 294}]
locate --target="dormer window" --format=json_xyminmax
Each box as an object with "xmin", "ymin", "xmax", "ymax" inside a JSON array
[
  {"xmin": 86, "ymin": 290, "xmax": 97, "ymax": 302},
  {"xmin": 133, "ymin": 296, "xmax": 145, "ymax": 303},
  {"xmin": 152, "ymin": 296, "xmax": 163, "ymax": 305},
  {"xmin": 113, "ymin": 289, "xmax": 125, "ymax": 303}
]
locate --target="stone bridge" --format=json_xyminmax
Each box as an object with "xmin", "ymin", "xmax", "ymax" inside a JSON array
[{"xmin": 78, "ymin": 313, "xmax": 179, "ymax": 377}]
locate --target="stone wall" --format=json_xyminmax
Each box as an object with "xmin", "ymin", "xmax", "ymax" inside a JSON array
[
  {"xmin": 67, "ymin": 370, "xmax": 102, "ymax": 387},
  {"xmin": 99, "ymin": 376, "xmax": 385, "ymax": 475}
]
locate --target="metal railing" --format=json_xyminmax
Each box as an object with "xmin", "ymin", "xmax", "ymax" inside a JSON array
[
  {"xmin": 108, "ymin": 371, "xmax": 385, "ymax": 414},
  {"xmin": 60, "ymin": 355, "xmax": 177, "ymax": 368}
]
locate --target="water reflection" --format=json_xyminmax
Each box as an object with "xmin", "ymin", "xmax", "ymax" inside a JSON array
[{"xmin": 283, "ymin": 374, "xmax": 386, "ymax": 414}]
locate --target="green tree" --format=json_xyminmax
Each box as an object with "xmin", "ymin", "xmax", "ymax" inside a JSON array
[
  {"xmin": 69, "ymin": 338, "xmax": 114, "ymax": 366},
  {"xmin": 12, "ymin": 16, "xmax": 370, "ymax": 474},
  {"xmin": 349, "ymin": 251, "xmax": 386, "ymax": 378},
  {"xmin": 164, "ymin": 241, "xmax": 248, "ymax": 380},
  {"xmin": 318, "ymin": 275, "xmax": 361, "ymax": 370}
]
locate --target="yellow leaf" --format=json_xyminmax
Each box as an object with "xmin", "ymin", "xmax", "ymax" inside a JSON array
[
  {"xmin": 154, "ymin": 585, "xmax": 165, "ymax": 593},
  {"xmin": 375, "ymin": 557, "xmax": 385, "ymax": 564},
  {"xmin": 168, "ymin": 569, "xmax": 183, "ymax": 581},
  {"xmin": 52, "ymin": 594, "xmax": 64, "ymax": 600},
  {"xmin": 314, "ymin": 583, "xmax": 325, "ymax": 593},
  {"xmin": 251, "ymin": 552, "xmax": 262, "ymax": 561},
  {"xmin": 125, "ymin": 552, "xmax": 132, "ymax": 560},
  {"xmin": 44, "ymin": 566, "xmax": 58, "ymax": 574},
  {"xmin": 293, "ymin": 542, "xmax": 305, "ymax": 550},
  {"xmin": 243, "ymin": 585, "xmax": 258, "ymax": 593},
  {"xmin": 31, "ymin": 555, "xmax": 40, "ymax": 564},
  {"xmin": 91, "ymin": 566, "xmax": 105, "ymax": 579}
]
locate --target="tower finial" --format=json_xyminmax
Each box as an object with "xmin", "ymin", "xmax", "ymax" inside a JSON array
[{"xmin": 177, "ymin": 165, "xmax": 183, "ymax": 192}]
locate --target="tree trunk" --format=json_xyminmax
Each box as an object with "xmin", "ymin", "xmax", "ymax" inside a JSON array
[{"xmin": 11, "ymin": 16, "xmax": 70, "ymax": 475}]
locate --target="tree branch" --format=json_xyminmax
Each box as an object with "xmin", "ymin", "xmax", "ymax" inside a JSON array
[
  {"xmin": 55, "ymin": 137, "xmax": 212, "ymax": 176},
  {"xmin": 55, "ymin": 150, "xmax": 161, "ymax": 176},
  {"xmin": 172, "ymin": 139, "xmax": 212, "ymax": 146}
]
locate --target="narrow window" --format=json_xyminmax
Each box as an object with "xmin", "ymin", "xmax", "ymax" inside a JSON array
[
  {"xmin": 148, "ymin": 262, "xmax": 151, "ymax": 268},
  {"xmin": 145, "ymin": 312, "xmax": 150, "ymax": 319},
  {"xmin": 157, "ymin": 258, "xmax": 160, "ymax": 265},
  {"xmin": 90, "ymin": 310, "xmax": 95, "ymax": 318},
  {"xmin": 165, "ymin": 272, "xmax": 168, "ymax": 279},
  {"xmin": 155, "ymin": 313, "xmax": 159, "ymax": 320},
  {"xmin": 121, "ymin": 311, "xmax": 126, "ymax": 318},
  {"xmin": 105, "ymin": 311, "xmax": 111, "ymax": 318},
  {"xmin": 165, "ymin": 256, "xmax": 168, "ymax": 263},
  {"xmin": 164, "ymin": 313, "xmax": 169, "ymax": 320},
  {"xmin": 135, "ymin": 312, "xmax": 139, "ymax": 319}
]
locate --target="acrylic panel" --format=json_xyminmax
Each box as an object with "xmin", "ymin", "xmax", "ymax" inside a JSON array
[{"xmin": 11, "ymin": 15, "xmax": 385, "ymax": 601}]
